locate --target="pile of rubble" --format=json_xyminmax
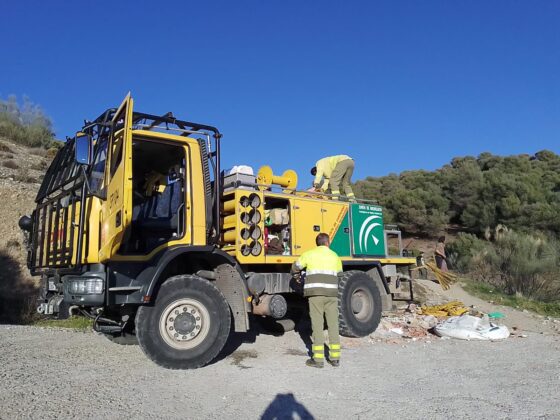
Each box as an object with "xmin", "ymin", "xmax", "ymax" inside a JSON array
[
  {"xmin": 369, "ymin": 301, "xmax": 511, "ymax": 343},
  {"xmin": 369, "ymin": 307, "xmax": 438, "ymax": 343}
]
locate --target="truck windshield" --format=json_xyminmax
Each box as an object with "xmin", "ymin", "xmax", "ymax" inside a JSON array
[{"xmin": 89, "ymin": 138, "xmax": 108, "ymax": 194}]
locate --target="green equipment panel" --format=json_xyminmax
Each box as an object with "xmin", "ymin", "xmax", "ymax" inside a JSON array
[
  {"xmin": 350, "ymin": 203, "xmax": 385, "ymax": 257},
  {"xmin": 330, "ymin": 211, "xmax": 351, "ymax": 257}
]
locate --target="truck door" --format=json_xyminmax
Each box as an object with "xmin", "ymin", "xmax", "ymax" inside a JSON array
[
  {"xmin": 291, "ymin": 198, "xmax": 323, "ymax": 255},
  {"xmin": 99, "ymin": 94, "xmax": 134, "ymax": 261},
  {"xmin": 322, "ymin": 202, "xmax": 352, "ymax": 257}
]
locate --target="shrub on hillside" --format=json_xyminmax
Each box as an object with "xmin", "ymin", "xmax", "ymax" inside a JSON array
[
  {"xmin": 14, "ymin": 168, "xmax": 37, "ymax": 184},
  {"xmin": 0, "ymin": 142, "xmax": 14, "ymax": 153},
  {"xmin": 31, "ymin": 160, "xmax": 48, "ymax": 171},
  {"xmin": 46, "ymin": 146, "xmax": 60, "ymax": 159},
  {"xmin": 448, "ymin": 230, "xmax": 560, "ymax": 302},
  {"xmin": 0, "ymin": 95, "xmax": 56, "ymax": 149},
  {"xmin": 447, "ymin": 233, "xmax": 488, "ymax": 273},
  {"xmin": 355, "ymin": 150, "xmax": 560, "ymax": 238},
  {"xmin": 2, "ymin": 159, "xmax": 19, "ymax": 169},
  {"xmin": 490, "ymin": 230, "xmax": 559, "ymax": 299}
]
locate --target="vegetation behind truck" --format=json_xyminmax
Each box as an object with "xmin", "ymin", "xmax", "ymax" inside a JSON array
[{"xmin": 19, "ymin": 95, "xmax": 416, "ymax": 369}]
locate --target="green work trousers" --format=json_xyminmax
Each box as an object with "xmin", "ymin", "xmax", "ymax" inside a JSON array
[
  {"xmin": 308, "ymin": 295, "xmax": 340, "ymax": 362},
  {"xmin": 330, "ymin": 159, "xmax": 355, "ymax": 199}
]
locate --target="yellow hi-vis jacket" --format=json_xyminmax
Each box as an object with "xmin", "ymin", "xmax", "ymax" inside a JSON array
[
  {"xmin": 291, "ymin": 246, "xmax": 343, "ymax": 297},
  {"xmin": 313, "ymin": 155, "xmax": 352, "ymax": 192}
]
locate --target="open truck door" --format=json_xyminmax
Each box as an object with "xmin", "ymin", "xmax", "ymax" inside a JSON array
[{"xmin": 99, "ymin": 94, "xmax": 134, "ymax": 261}]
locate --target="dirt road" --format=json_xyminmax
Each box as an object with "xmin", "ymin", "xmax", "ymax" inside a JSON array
[{"xmin": 0, "ymin": 319, "xmax": 558, "ymax": 420}]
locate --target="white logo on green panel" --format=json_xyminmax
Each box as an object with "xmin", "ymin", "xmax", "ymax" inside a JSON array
[{"xmin": 358, "ymin": 215, "xmax": 382, "ymax": 253}]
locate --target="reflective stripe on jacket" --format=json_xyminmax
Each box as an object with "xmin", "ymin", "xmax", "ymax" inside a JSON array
[
  {"xmin": 313, "ymin": 155, "xmax": 352, "ymax": 191},
  {"xmin": 292, "ymin": 246, "xmax": 343, "ymax": 297}
]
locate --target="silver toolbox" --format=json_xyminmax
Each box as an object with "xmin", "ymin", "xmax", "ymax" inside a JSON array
[{"xmin": 222, "ymin": 172, "xmax": 257, "ymax": 192}]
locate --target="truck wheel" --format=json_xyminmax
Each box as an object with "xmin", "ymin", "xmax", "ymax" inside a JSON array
[
  {"xmin": 136, "ymin": 275, "xmax": 231, "ymax": 369},
  {"xmin": 338, "ymin": 270, "xmax": 383, "ymax": 337}
]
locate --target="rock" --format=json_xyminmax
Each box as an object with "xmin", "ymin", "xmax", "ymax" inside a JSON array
[{"xmin": 419, "ymin": 315, "xmax": 438, "ymax": 329}]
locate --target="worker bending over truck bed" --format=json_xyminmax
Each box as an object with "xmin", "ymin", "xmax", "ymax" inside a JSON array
[{"xmin": 311, "ymin": 155, "xmax": 355, "ymax": 200}]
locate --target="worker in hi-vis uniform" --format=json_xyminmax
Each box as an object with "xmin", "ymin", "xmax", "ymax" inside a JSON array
[
  {"xmin": 291, "ymin": 233, "xmax": 342, "ymax": 368},
  {"xmin": 311, "ymin": 155, "xmax": 355, "ymax": 201}
]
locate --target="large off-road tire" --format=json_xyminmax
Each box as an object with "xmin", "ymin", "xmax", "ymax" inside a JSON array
[
  {"xmin": 338, "ymin": 270, "xmax": 383, "ymax": 337},
  {"xmin": 135, "ymin": 275, "xmax": 231, "ymax": 369}
]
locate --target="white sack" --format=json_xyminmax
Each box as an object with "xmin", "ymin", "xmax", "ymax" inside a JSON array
[{"xmin": 435, "ymin": 315, "xmax": 510, "ymax": 341}]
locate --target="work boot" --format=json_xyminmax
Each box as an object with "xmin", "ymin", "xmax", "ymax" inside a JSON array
[
  {"xmin": 328, "ymin": 359, "xmax": 340, "ymax": 367},
  {"xmin": 305, "ymin": 358, "xmax": 324, "ymax": 368}
]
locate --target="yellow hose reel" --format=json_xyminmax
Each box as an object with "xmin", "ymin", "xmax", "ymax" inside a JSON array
[{"xmin": 256, "ymin": 165, "xmax": 298, "ymax": 193}]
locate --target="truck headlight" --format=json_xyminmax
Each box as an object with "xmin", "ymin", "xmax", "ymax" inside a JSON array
[{"xmin": 68, "ymin": 278, "xmax": 104, "ymax": 295}]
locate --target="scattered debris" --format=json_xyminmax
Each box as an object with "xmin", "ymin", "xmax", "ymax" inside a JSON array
[{"xmin": 371, "ymin": 300, "xmax": 518, "ymax": 344}]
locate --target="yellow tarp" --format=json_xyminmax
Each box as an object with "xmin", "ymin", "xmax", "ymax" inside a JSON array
[{"xmin": 419, "ymin": 301, "xmax": 469, "ymax": 317}]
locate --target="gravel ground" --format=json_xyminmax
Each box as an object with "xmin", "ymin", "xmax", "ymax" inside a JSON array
[{"xmin": 0, "ymin": 324, "xmax": 558, "ymax": 420}]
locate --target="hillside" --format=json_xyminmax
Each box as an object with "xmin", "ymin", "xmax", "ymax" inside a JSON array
[
  {"xmin": 355, "ymin": 152, "xmax": 560, "ymax": 305},
  {"xmin": 354, "ymin": 151, "xmax": 560, "ymax": 238},
  {"xmin": 0, "ymin": 137, "xmax": 52, "ymax": 322}
]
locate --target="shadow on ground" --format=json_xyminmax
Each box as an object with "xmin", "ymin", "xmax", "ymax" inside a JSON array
[
  {"xmin": 213, "ymin": 311, "xmax": 314, "ymax": 368},
  {"xmin": 261, "ymin": 393, "xmax": 315, "ymax": 419},
  {"xmin": 0, "ymin": 248, "xmax": 37, "ymax": 324}
]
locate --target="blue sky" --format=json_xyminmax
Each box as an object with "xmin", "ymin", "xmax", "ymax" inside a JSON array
[{"xmin": 1, "ymin": 1, "xmax": 558, "ymax": 183}]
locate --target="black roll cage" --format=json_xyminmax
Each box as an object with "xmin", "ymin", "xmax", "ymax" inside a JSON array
[{"xmin": 81, "ymin": 108, "xmax": 223, "ymax": 245}]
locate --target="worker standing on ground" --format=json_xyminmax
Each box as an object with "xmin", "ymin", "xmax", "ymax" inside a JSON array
[
  {"xmin": 435, "ymin": 236, "xmax": 448, "ymax": 272},
  {"xmin": 311, "ymin": 155, "xmax": 355, "ymax": 201},
  {"xmin": 291, "ymin": 233, "xmax": 342, "ymax": 368}
]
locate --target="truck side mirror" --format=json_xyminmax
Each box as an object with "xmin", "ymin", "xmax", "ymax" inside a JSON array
[{"xmin": 75, "ymin": 133, "xmax": 93, "ymax": 165}]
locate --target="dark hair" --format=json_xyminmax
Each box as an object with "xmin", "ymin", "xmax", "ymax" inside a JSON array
[
  {"xmin": 310, "ymin": 166, "xmax": 317, "ymax": 176},
  {"xmin": 316, "ymin": 233, "xmax": 330, "ymax": 246},
  {"xmin": 438, "ymin": 236, "xmax": 446, "ymax": 243}
]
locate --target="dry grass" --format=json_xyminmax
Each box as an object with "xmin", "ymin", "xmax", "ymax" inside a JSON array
[
  {"xmin": 28, "ymin": 147, "xmax": 47, "ymax": 157},
  {"xmin": 2, "ymin": 159, "xmax": 19, "ymax": 169},
  {"xmin": 6, "ymin": 239, "xmax": 20, "ymax": 248},
  {"xmin": 14, "ymin": 168, "xmax": 37, "ymax": 184},
  {"xmin": 0, "ymin": 142, "xmax": 15, "ymax": 153},
  {"xmin": 30, "ymin": 160, "xmax": 48, "ymax": 171},
  {"xmin": 46, "ymin": 147, "xmax": 59, "ymax": 160},
  {"xmin": 35, "ymin": 316, "xmax": 93, "ymax": 331},
  {"xmin": 462, "ymin": 279, "xmax": 560, "ymax": 317}
]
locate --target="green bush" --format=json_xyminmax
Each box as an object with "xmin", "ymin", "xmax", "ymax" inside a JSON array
[
  {"xmin": 0, "ymin": 95, "xmax": 56, "ymax": 149},
  {"xmin": 490, "ymin": 230, "xmax": 559, "ymax": 299},
  {"xmin": 355, "ymin": 150, "xmax": 560, "ymax": 238},
  {"xmin": 446, "ymin": 233, "xmax": 488, "ymax": 273},
  {"xmin": 447, "ymin": 229, "xmax": 560, "ymax": 302}
]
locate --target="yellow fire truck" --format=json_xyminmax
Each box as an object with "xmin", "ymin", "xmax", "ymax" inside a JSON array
[{"xmin": 19, "ymin": 94, "xmax": 416, "ymax": 369}]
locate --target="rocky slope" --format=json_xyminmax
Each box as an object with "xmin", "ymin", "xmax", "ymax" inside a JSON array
[{"xmin": 0, "ymin": 137, "xmax": 51, "ymax": 322}]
